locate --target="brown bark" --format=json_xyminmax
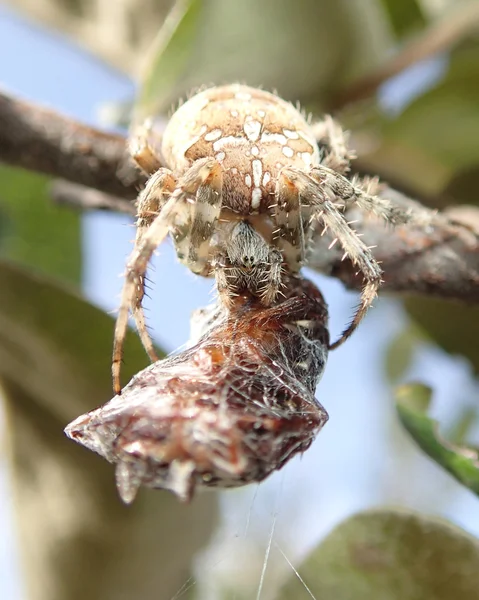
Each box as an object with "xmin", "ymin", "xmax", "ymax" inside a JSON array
[{"xmin": 1, "ymin": 90, "xmax": 478, "ymax": 303}]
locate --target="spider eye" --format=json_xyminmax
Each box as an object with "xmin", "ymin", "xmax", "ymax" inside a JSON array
[{"xmin": 242, "ymin": 255, "xmax": 255, "ymax": 267}]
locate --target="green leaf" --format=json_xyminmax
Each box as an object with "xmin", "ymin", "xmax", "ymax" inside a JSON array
[
  {"xmin": 0, "ymin": 165, "xmax": 81, "ymax": 284},
  {"xmin": 396, "ymin": 383, "xmax": 479, "ymax": 496},
  {"xmin": 0, "ymin": 260, "xmax": 217, "ymax": 600},
  {"xmin": 375, "ymin": 42, "xmax": 479, "ymax": 195},
  {"xmin": 384, "ymin": 325, "xmax": 422, "ymax": 382},
  {"xmin": 443, "ymin": 164, "xmax": 479, "ymax": 206},
  {"xmin": 379, "ymin": 0, "xmax": 427, "ymax": 38},
  {"xmin": 278, "ymin": 508, "xmax": 479, "ymax": 600},
  {"xmin": 135, "ymin": 0, "xmax": 394, "ymax": 117},
  {"xmin": 135, "ymin": 0, "xmax": 203, "ymax": 122},
  {"xmin": 447, "ymin": 406, "xmax": 478, "ymax": 446},
  {"xmin": 389, "ymin": 43, "xmax": 479, "ymax": 169},
  {"xmin": 404, "ymin": 296, "xmax": 479, "ymax": 375}
]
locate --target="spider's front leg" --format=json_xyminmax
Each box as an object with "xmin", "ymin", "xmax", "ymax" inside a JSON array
[
  {"xmin": 112, "ymin": 157, "xmax": 223, "ymax": 394},
  {"xmin": 173, "ymin": 159, "xmax": 223, "ymax": 276},
  {"xmin": 276, "ymin": 167, "xmax": 383, "ymax": 349},
  {"xmin": 129, "ymin": 118, "xmax": 165, "ymax": 175},
  {"xmin": 312, "ymin": 164, "xmax": 425, "ymax": 228},
  {"xmin": 132, "ymin": 168, "xmax": 177, "ymax": 367},
  {"xmin": 312, "ymin": 116, "xmax": 356, "ymax": 176},
  {"xmin": 312, "ymin": 118, "xmax": 432, "ymax": 228},
  {"xmin": 127, "ymin": 124, "xmax": 178, "ymax": 361}
]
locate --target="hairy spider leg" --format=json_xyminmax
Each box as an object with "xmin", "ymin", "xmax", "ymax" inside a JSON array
[
  {"xmin": 257, "ymin": 247, "xmax": 284, "ymax": 306},
  {"xmin": 112, "ymin": 157, "xmax": 223, "ymax": 394},
  {"xmin": 312, "ymin": 115, "xmax": 356, "ymax": 175},
  {"xmin": 350, "ymin": 173, "xmax": 439, "ymax": 229},
  {"xmin": 112, "ymin": 186, "xmax": 177, "ymax": 395},
  {"xmin": 129, "ymin": 118, "xmax": 165, "ymax": 175},
  {"xmin": 273, "ymin": 170, "xmax": 309, "ymax": 272},
  {"xmin": 175, "ymin": 158, "xmax": 223, "ymax": 276},
  {"xmin": 312, "ymin": 118, "xmax": 428, "ymax": 227},
  {"xmin": 271, "ymin": 115, "xmax": 361, "ymax": 274},
  {"xmin": 127, "ymin": 124, "xmax": 176, "ymax": 366},
  {"xmin": 278, "ymin": 167, "xmax": 383, "ymax": 350},
  {"xmin": 132, "ymin": 169, "xmax": 177, "ymax": 366}
]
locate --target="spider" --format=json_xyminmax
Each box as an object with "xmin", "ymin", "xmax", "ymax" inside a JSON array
[
  {"xmin": 112, "ymin": 83, "xmax": 418, "ymax": 394},
  {"xmin": 67, "ymin": 274, "xmax": 329, "ymax": 503}
]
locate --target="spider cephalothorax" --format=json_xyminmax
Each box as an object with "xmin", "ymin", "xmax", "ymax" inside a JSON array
[{"xmin": 112, "ymin": 84, "xmax": 421, "ymax": 394}]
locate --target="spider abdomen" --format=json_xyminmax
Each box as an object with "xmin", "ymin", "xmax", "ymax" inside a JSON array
[{"xmin": 161, "ymin": 84, "xmax": 320, "ymax": 214}]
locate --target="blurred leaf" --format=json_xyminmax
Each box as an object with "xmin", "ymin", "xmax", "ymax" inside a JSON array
[
  {"xmin": 384, "ymin": 325, "xmax": 422, "ymax": 382},
  {"xmin": 135, "ymin": 0, "xmax": 202, "ymax": 122},
  {"xmin": 388, "ymin": 42, "xmax": 479, "ymax": 169},
  {"xmin": 3, "ymin": 380, "xmax": 218, "ymax": 600},
  {"xmin": 0, "ymin": 259, "xmax": 162, "ymax": 422},
  {"xmin": 379, "ymin": 0, "xmax": 427, "ymax": 38},
  {"xmin": 418, "ymin": 0, "xmax": 475, "ymax": 22},
  {"xmin": 0, "ymin": 260, "xmax": 217, "ymax": 600},
  {"xmin": 404, "ymin": 296, "xmax": 479, "ymax": 374},
  {"xmin": 0, "ymin": 165, "xmax": 81, "ymax": 284},
  {"xmin": 278, "ymin": 508, "xmax": 479, "ymax": 600},
  {"xmin": 396, "ymin": 383, "xmax": 479, "ymax": 495},
  {"xmin": 397, "ymin": 381, "xmax": 432, "ymax": 413},
  {"xmin": 373, "ymin": 41, "xmax": 479, "ymax": 196},
  {"xmin": 443, "ymin": 164, "xmax": 479, "ymax": 207},
  {"xmin": 135, "ymin": 0, "xmax": 394, "ymax": 117},
  {"xmin": 448, "ymin": 406, "xmax": 478, "ymax": 446}
]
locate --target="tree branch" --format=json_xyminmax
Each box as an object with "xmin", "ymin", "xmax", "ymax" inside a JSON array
[
  {"xmin": 0, "ymin": 90, "xmax": 145, "ymax": 199},
  {"xmin": 333, "ymin": 2, "xmax": 479, "ymax": 110},
  {"xmin": 51, "ymin": 180, "xmax": 136, "ymax": 215},
  {"xmin": 0, "ymin": 90, "xmax": 478, "ymax": 303},
  {"xmin": 308, "ymin": 188, "xmax": 479, "ymax": 303}
]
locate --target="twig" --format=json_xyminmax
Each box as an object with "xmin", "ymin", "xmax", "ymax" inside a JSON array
[
  {"xmin": 333, "ymin": 2, "xmax": 479, "ymax": 110},
  {"xmin": 51, "ymin": 180, "xmax": 136, "ymax": 215},
  {"xmin": 309, "ymin": 188, "xmax": 479, "ymax": 303},
  {"xmin": 0, "ymin": 89, "xmax": 477, "ymax": 303},
  {"xmin": 0, "ymin": 90, "xmax": 145, "ymax": 199}
]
